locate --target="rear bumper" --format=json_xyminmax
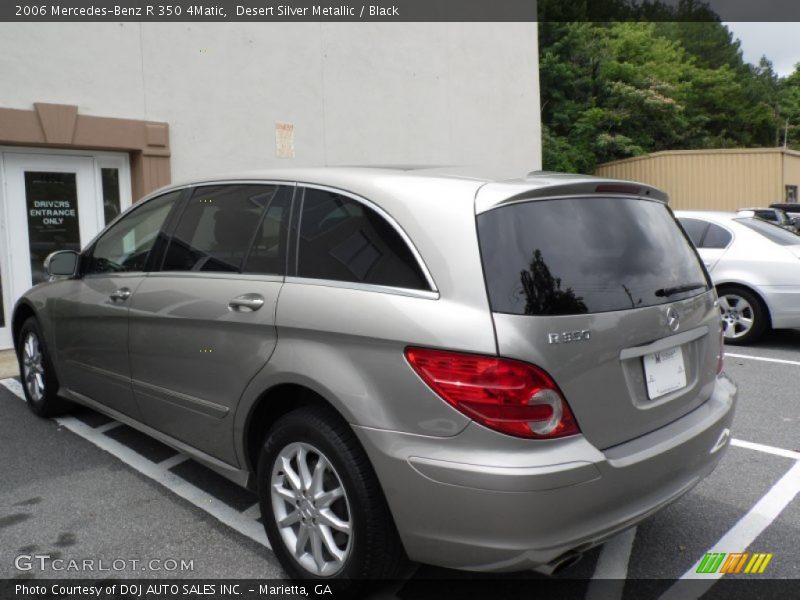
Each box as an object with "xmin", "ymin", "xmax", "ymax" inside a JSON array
[
  {"xmin": 759, "ymin": 285, "xmax": 800, "ymax": 328},
  {"xmin": 354, "ymin": 374, "xmax": 737, "ymax": 572}
]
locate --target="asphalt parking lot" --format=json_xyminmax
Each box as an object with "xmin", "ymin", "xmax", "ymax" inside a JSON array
[{"xmin": 1, "ymin": 331, "xmax": 798, "ymax": 598}]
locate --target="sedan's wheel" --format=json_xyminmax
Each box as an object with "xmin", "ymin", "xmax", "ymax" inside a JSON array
[
  {"xmin": 717, "ymin": 287, "xmax": 768, "ymax": 345},
  {"xmin": 258, "ymin": 405, "xmax": 406, "ymax": 589},
  {"xmin": 16, "ymin": 317, "xmax": 70, "ymax": 417},
  {"xmin": 270, "ymin": 442, "xmax": 353, "ymax": 576}
]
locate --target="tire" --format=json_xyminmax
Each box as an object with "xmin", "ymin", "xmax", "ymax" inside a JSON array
[
  {"xmin": 257, "ymin": 405, "xmax": 405, "ymax": 589},
  {"xmin": 717, "ymin": 286, "xmax": 768, "ymax": 345},
  {"xmin": 16, "ymin": 317, "xmax": 71, "ymax": 417}
]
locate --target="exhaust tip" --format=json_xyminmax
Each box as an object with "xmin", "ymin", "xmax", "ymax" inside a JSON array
[{"xmin": 533, "ymin": 551, "xmax": 584, "ymax": 576}]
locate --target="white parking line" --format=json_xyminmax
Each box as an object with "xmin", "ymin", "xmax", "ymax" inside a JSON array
[
  {"xmin": 95, "ymin": 421, "xmax": 122, "ymax": 434},
  {"xmin": 659, "ymin": 459, "xmax": 800, "ymax": 600},
  {"xmin": 56, "ymin": 414, "xmax": 271, "ymax": 548},
  {"xmin": 726, "ymin": 353, "xmax": 800, "ymax": 367},
  {"xmin": 1, "ymin": 377, "xmax": 24, "ymax": 398},
  {"xmin": 242, "ymin": 503, "xmax": 262, "ymax": 519},
  {"xmin": 586, "ymin": 527, "xmax": 637, "ymax": 600},
  {"xmin": 731, "ymin": 438, "xmax": 800, "ymax": 461},
  {"xmin": 0, "ymin": 378, "xmax": 270, "ymax": 550},
  {"xmin": 158, "ymin": 453, "xmax": 190, "ymax": 469}
]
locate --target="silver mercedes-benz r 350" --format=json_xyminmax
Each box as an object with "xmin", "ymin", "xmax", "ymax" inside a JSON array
[{"xmin": 13, "ymin": 167, "xmax": 736, "ymax": 584}]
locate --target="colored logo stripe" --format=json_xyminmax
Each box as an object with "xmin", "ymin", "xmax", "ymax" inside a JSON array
[
  {"xmin": 696, "ymin": 552, "xmax": 773, "ymax": 574},
  {"xmin": 720, "ymin": 553, "xmax": 748, "ymax": 574},
  {"xmin": 697, "ymin": 553, "xmax": 725, "ymax": 573},
  {"xmin": 745, "ymin": 553, "xmax": 773, "ymax": 574}
]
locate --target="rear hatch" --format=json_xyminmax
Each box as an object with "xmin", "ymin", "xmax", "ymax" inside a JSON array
[{"xmin": 476, "ymin": 180, "xmax": 722, "ymax": 449}]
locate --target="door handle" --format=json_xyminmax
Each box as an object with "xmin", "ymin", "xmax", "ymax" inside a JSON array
[
  {"xmin": 228, "ymin": 293, "xmax": 265, "ymax": 312},
  {"xmin": 109, "ymin": 287, "xmax": 131, "ymax": 302}
]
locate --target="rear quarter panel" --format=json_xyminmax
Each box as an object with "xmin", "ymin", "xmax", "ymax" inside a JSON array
[
  {"xmin": 235, "ymin": 283, "xmax": 496, "ymax": 440},
  {"xmin": 232, "ymin": 176, "xmax": 499, "ymax": 461}
]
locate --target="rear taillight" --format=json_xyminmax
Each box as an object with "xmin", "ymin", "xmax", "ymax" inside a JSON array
[
  {"xmin": 404, "ymin": 347, "xmax": 580, "ymax": 439},
  {"xmin": 717, "ymin": 321, "xmax": 725, "ymax": 374}
]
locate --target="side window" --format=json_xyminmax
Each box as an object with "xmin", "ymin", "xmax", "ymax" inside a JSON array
[
  {"xmin": 243, "ymin": 186, "xmax": 293, "ymax": 275},
  {"xmin": 86, "ymin": 190, "xmax": 180, "ymax": 275},
  {"xmin": 702, "ymin": 224, "xmax": 733, "ymax": 249},
  {"xmin": 163, "ymin": 185, "xmax": 286, "ymax": 274},
  {"xmin": 296, "ymin": 188, "xmax": 429, "ymax": 290},
  {"xmin": 678, "ymin": 218, "xmax": 709, "ymax": 248}
]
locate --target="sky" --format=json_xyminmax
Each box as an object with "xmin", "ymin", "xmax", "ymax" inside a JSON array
[{"xmin": 725, "ymin": 22, "xmax": 800, "ymax": 77}]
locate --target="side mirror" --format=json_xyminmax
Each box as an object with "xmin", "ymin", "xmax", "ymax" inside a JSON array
[{"xmin": 44, "ymin": 250, "xmax": 79, "ymax": 278}]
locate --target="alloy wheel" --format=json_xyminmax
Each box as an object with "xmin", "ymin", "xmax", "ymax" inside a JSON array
[
  {"xmin": 719, "ymin": 294, "xmax": 755, "ymax": 340},
  {"xmin": 270, "ymin": 441, "xmax": 353, "ymax": 576},
  {"xmin": 22, "ymin": 332, "xmax": 45, "ymax": 402}
]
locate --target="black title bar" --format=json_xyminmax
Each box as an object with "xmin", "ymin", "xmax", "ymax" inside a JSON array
[
  {"xmin": 5, "ymin": 0, "xmax": 800, "ymax": 22},
  {"xmin": 3, "ymin": 0, "xmax": 537, "ymax": 22}
]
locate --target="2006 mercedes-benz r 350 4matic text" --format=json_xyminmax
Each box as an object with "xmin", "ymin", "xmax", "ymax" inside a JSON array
[{"xmin": 13, "ymin": 167, "xmax": 736, "ymax": 583}]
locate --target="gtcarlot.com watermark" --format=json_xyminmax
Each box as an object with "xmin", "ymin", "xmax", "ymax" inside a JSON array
[{"xmin": 14, "ymin": 554, "xmax": 194, "ymax": 573}]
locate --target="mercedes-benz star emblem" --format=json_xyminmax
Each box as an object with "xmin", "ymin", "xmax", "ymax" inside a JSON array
[{"xmin": 666, "ymin": 306, "xmax": 680, "ymax": 332}]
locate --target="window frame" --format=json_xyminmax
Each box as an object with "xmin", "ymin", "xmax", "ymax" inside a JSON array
[
  {"xmin": 158, "ymin": 182, "xmax": 294, "ymax": 277},
  {"xmin": 81, "ymin": 187, "xmax": 188, "ymax": 278},
  {"xmin": 678, "ymin": 217, "xmax": 734, "ymax": 250},
  {"xmin": 699, "ymin": 221, "xmax": 735, "ymax": 250},
  {"xmin": 80, "ymin": 178, "xmax": 438, "ymax": 295},
  {"xmin": 288, "ymin": 183, "xmax": 438, "ymax": 298}
]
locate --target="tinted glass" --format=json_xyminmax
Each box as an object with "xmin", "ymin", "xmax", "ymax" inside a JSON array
[
  {"xmin": 478, "ymin": 197, "xmax": 709, "ymax": 316},
  {"xmin": 164, "ymin": 185, "xmax": 279, "ymax": 273},
  {"xmin": 87, "ymin": 191, "xmax": 179, "ymax": 274},
  {"xmin": 101, "ymin": 168, "xmax": 122, "ymax": 225},
  {"xmin": 24, "ymin": 172, "xmax": 81, "ymax": 285},
  {"xmin": 702, "ymin": 223, "xmax": 733, "ymax": 249},
  {"xmin": 735, "ymin": 217, "xmax": 800, "ymax": 246},
  {"xmin": 754, "ymin": 209, "xmax": 778, "ymax": 222},
  {"xmin": 678, "ymin": 218, "xmax": 709, "ymax": 247},
  {"xmin": 297, "ymin": 188, "xmax": 429, "ymax": 290},
  {"xmin": 0, "ymin": 262, "xmax": 5, "ymax": 327},
  {"xmin": 243, "ymin": 186, "xmax": 293, "ymax": 275}
]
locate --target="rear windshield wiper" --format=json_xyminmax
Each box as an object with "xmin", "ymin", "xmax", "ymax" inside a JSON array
[{"xmin": 655, "ymin": 282, "xmax": 707, "ymax": 298}]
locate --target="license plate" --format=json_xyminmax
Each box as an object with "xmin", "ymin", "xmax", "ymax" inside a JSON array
[{"xmin": 643, "ymin": 346, "xmax": 687, "ymax": 400}]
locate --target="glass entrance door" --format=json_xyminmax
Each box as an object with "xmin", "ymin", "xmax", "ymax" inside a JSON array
[{"xmin": 0, "ymin": 154, "xmax": 101, "ymax": 349}]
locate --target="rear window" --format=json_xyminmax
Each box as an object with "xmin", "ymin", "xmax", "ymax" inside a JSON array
[
  {"xmin": 735, "ymin": 217, "xmax": 800, "ymax": 246},
  {"xmin": 702, "ymin": 223, "xmax": 733, "ymax": 249},
  {"xmin": 753, "ymin": 209, "xmax": 779, "ymax": 222},
  {"xmin": 678, "ymin": 218, "xmax": 732, "ymax": 249},
  {"xmin": 478, "ymin": 197, "xmax": 709, "ymax": 316},
  {"xmin": 677, "ymin": 217, "xmax": 708, "ymax": 247}
]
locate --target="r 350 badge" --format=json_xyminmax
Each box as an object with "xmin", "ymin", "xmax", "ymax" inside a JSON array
[{"xmin": 548, "ymin": 330, "xmax": 591, "ymax": 344}]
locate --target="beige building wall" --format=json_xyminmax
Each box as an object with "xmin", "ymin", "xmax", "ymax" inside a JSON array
[
  {"xmin": 782, "ymin": 153, "xmax": 800, "ymax": 201},
  {"xmin": 595, "ymin": 148, "xmax": 800, "ymax": 211},
  {"xmin": 0, "ymin": 22, "xmax": 542, "ymax": 186}
]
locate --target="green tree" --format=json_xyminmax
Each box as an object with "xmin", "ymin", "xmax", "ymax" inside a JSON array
[
  {"xmin": 539, "ymin": 17, "xmax": 793, "ymax": 172},
  {"xmin": 778, "ymin": 64, "xmax": 800, "ymax": 149}
]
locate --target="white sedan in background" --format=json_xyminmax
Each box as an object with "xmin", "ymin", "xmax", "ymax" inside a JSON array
[{"xmin": 676, "ymin": 211, "xmax": 800, "ymax": 345}]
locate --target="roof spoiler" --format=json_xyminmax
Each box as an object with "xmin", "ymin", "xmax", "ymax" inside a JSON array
[{"xmin": 476, "ymin": 176, "xmax": 669, "ymax": 214}]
